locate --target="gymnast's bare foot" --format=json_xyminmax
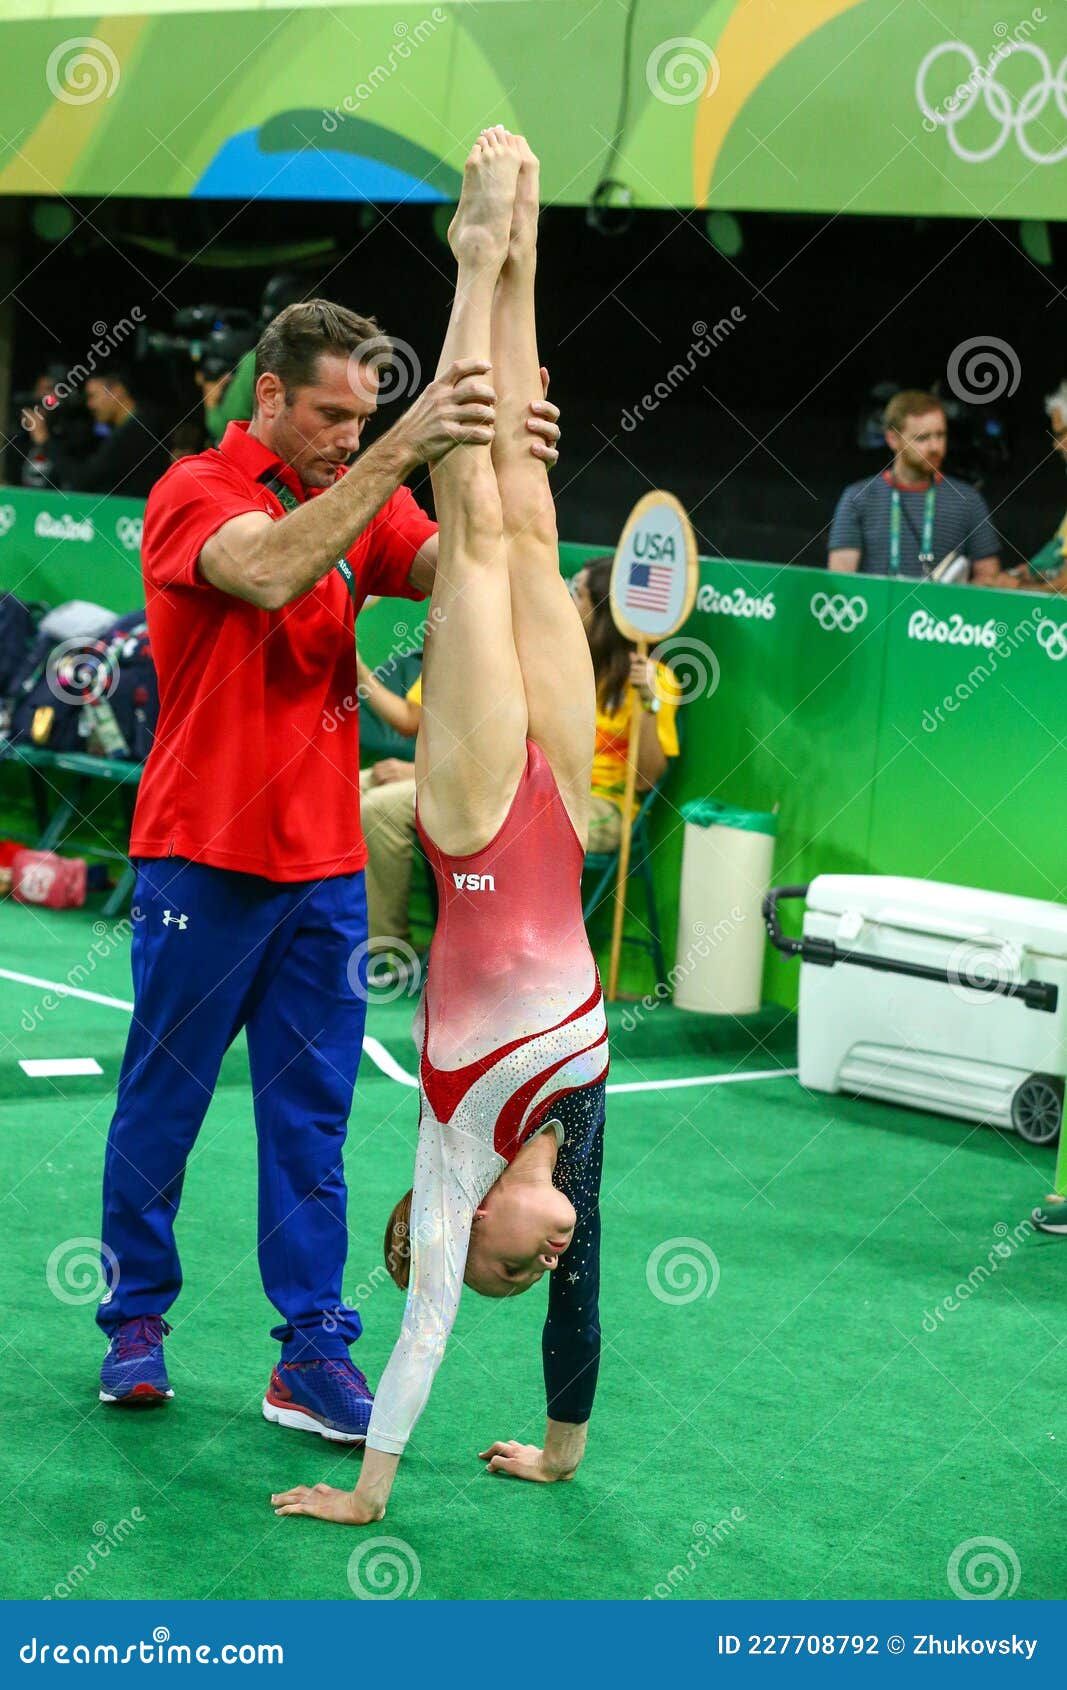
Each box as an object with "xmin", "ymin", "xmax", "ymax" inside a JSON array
[
  {"xmin": 506, "ymin": 136, "xmax": 540, "ymax": 269},
  {"xmin": 448, "ymin": 126, "xmax": 522, "ymax": 274}
]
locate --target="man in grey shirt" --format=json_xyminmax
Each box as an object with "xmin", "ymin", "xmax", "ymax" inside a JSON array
[{"xmin": 828, "ymin": 389, "xmax": 1008, "ymax": 586}]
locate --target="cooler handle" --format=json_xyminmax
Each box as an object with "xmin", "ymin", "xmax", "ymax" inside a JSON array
[
  {"xmin": 870, "ymin": 907, "xmax": 1010, "ymax": 945},
  {"xmin": 761, "ymin": 884, "xmax": 1058, "ymax": 1012}
]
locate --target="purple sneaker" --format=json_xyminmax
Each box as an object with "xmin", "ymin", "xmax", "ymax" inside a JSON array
[
  {"xmin": 99, "ymin": 1317, "xmax": 173, "ymax": 1404},
  {"xmin": 262, "ymin": 1358, "xmax": 373, "ymax": 1443}
]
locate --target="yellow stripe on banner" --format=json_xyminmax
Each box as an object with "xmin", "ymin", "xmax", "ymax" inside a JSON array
[
  {"xmin": 693, "ymin": 0, "xmax": 864, "ymax": 207},
  {"xmin": 0, "ymin": 17, "xmax": 148, "ymax": 196}
]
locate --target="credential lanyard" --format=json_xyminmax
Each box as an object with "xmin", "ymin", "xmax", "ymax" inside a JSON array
[
  {"xmin": 889, "ymin": 483, "xmax": 937, "ymax": 576},
  {"xmin": 259, "ymin": 471, "xmax": 357, "ymax": 606}
]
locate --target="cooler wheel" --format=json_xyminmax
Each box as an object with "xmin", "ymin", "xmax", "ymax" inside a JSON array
[{"xmin": 1011, "ymin": 1074, "xmax": 1063, "ymax": 1147}]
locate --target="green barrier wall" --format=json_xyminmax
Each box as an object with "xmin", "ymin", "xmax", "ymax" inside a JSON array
[
  {"xmin": 0, "ymin": 487, "xmax": 147, "ymax": 611},
  {"xmin": 3, "ymin": 489, "xmax": 1063, "ymax": 1005}
]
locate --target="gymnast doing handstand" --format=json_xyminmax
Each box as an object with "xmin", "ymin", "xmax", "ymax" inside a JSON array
[{"xmin": 272, "ymin": 126, "xmax": 609, "ymax": 1524}]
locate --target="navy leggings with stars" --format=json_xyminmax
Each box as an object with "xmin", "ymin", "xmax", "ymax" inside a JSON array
[{"xmin": 543, "ymin": 1079, "xmax": 606, "ymax": 1424}]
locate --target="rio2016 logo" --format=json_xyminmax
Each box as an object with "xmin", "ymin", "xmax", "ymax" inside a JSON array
[
  {"xmin": 907, "ymin": 609, "xmax": 1002, "ymax": 648},
  {"xmin": 696, "ymin": 584, "xmax": 775, "ymax": 621}
]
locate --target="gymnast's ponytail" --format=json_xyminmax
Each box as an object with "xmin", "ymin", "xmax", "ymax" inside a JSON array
[{"xmin": 384, "ymin": 1190, "xmax": 414, "ymax": 1289}]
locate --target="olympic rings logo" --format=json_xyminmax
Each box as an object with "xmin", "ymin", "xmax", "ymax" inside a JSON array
[
  {"xmin": 810, "ymin": 592, "xmax": 868, "ymax": 634},
  {"xmin": 916, "ymin": 41, "xmax": 1067, "ymax": 165},
  {"xmin": 1037, "ymin": 618, "xmax": 1067, "ymax": 661},
  {"xmin": 0, "ymin": 504, "xmax": 15, "ymax": 536},
  {"xmin": 115, "ymin": 516, "xmax": 143, "ymax": 551}
]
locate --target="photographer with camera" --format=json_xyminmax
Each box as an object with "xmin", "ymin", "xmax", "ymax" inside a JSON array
[
  {"xmin": 11, "ymin": 366, "xmax": 95, "ymax": 488},
  {"xmin": 23, "ymin": 360, "xmax": 169, "ymax": 498}
]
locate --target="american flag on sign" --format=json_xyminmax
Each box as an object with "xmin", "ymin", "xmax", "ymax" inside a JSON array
[{"xmin": 623, "ymin": 559, "xmax": 673, "ymax": 613}]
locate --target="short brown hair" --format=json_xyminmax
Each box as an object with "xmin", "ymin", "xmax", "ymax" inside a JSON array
[
  {"xmin": 383, "ymin": 1189, "xmax": 414, "ymax": 1290},
  {"xmin": 254, "ymin": 298, "xmax": 393, "ymax": 397},
  {"xmin": 882, "ymin": 389, "xmax": 944, "ymax": 434}
]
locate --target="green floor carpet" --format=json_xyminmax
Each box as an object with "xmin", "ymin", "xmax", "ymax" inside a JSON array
[{"xmin": 0, "ymin": 900, "xmax": 1063, "ymax": 1602}]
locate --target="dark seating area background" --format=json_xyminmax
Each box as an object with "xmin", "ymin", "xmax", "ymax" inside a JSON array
[{"xmin": 7, "ymin": 198, "xmax": 1066, "ymax": 567}]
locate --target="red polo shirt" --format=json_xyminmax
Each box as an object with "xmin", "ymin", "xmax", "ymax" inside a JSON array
[{"xmin": 129, "ymin": 421, "xmax": 435, "ymax": 881}]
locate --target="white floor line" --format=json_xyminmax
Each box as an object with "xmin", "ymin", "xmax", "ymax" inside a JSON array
[
  {"xmin": 0, "ymin": 967, "xmax": 134, "ymax": 1013},
  {"xmin": 19, "ymin": 1057, "xmax": 103, "ymax": 1078},
  {"xmin": 607, "ymin": 1067, "xmax": 798, "ymax": 1095},
  {"xmin": 0, "ymin": 966, "xmax": 796, "ymax": 1095},
  {"xmin": 362, "ymin": 1036, "xmax": 419, "ymax": 1088}
]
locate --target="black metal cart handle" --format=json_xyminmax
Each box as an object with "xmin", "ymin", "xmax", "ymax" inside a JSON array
[{"xmin": 761, "ymin": 884, "xmax": 1058, "ymax": 1014}]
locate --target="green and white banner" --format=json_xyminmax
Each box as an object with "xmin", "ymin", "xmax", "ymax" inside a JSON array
[{"xmin": 0, "ymin": 0, "xmax": 1064, "ymax": 214}]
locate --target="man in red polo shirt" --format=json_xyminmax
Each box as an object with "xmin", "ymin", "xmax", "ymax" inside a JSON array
[{"xmin": 96, "ymin": 299, "xmax": 561, "ymax": 1438}]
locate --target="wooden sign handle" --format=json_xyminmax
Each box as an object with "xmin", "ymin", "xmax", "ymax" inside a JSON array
[{"xmin": 607, "ymin": 638, "xmax": 648, "ymax": 1002}]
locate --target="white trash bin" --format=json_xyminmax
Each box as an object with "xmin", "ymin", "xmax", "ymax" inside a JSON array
[
  {"xmin": 764, "ymin": 874, "xmax": 1067, "ymax": 1144},
  {"xmin": 673, "ymin": 799, "xmax": 777, "ymax": 1015}
]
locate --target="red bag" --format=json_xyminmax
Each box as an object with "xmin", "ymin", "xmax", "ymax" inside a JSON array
[{"xmin": 10, "ymin": 849, "xmax": 87, "ymax": 909}]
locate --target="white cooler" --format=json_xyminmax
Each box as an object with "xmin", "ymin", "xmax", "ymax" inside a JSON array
[{"xmin": 764, "ymin": 874, "xmax": 1067, "ymax": 1145}]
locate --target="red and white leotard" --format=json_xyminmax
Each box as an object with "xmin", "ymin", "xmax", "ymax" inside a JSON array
[{"xmin": 366, "ymin": 740, "xmax": 609, "ymax": 1455}]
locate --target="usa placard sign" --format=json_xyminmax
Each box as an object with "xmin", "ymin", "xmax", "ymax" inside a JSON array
[{"xmin": 609, "ymin": 490, "xmax": 699, "ymax": 644}]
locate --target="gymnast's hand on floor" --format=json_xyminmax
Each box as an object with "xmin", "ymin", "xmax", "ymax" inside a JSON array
[
  {"xmin": 525, "ymin": 366, "xmax": 561, "ymax": 468},
  {"xmin": 270, "ymin": 1483, "xmax": 385, "ymax": 1525},
  {"xmin": 479, "ymin": 1440, "xmax": 576, "ymax": 1483}
]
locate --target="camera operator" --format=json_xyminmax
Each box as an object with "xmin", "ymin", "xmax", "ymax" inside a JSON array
[
  {"xmin": 11, "ymin": 366, "xmax": 95, "ymax": 488},
  {"xmin": 202, "ymin": 273, "xmax": 307, "ymax": 443},
  {"xmin": 23, "ymin": 360, "xmax": 169, "ymax": 498}
]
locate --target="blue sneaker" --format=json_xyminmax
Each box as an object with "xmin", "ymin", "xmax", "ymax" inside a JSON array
[
  {"xmin": 262, "ymin": 1358, "xmax": 373, "ymax": 1444},
  {"xmin": 99, "ymin": 1317, "xmax": 173, "ymax": 1404}
]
